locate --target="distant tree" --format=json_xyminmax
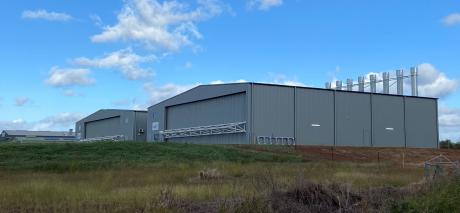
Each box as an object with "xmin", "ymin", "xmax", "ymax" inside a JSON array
[{"xmin": 439, "ymin": 139, "xmax": 460, "ymax": 149}]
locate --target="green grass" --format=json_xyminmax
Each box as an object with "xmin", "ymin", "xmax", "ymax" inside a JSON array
[
  {"xmin": 0, "ymin": 142, "xmax": 302, "ymax": 172},
  {"xmin": 391, "ymin": 177, "xmax": 460, "ymax": 213}
]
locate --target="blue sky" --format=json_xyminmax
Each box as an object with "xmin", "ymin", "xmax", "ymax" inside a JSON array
[{"xmin": 0, "ymin": 0, "xmax": 459, "ymax": 140}]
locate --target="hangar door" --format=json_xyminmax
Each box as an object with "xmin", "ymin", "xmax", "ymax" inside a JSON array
[
  {"xmin": 405, "ymin": 97, "xmax": 438, "ymax": 148},
  {"xmin": 164, "ymin": 93, "xmax": 248, "ymax": 144},
  {"xmin": 85, "ymin": 116, "xmax": 121, "ymax": 139},
  {"xmin": 372, "ymin": 95, "xmax": 405, "ymax": 147},
  {"xmin": 335, "ymin": 92, "xmax": 372, "ymax": 147}
]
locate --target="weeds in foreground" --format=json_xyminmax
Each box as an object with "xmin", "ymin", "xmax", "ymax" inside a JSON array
[{"xmin": 391, "ymin": 176, "xmax": 460, "ymax": 213}]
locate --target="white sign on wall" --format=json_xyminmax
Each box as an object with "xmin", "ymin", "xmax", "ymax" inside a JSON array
[{"xmin": 152, "ymin": 122, "xmax": 159, "ymax": 131}]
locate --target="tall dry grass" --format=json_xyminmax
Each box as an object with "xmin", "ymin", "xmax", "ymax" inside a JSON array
[
  {"xmin": 0, "ymin": 161, "xmax": 423, "ymax": 212},
  {"xmin": 0, "ymin": 142, "xmax": 429, "ymax": 212}
]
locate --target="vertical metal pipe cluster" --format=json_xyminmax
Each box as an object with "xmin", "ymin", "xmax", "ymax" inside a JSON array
[{"xmin": 324, "ymin": 66, "xmax": 419, "ymax": 96}]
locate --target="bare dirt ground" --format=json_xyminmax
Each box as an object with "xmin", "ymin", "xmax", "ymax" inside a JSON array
[
  {"xmin": 294, "ymin": 146, "xmax": 460, "ymax": 166},
  {"xmin": 236, "ymin": 144, "xmax": 460, "ymax": 166}
]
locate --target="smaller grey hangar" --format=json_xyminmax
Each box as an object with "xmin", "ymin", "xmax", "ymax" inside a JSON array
[{"xmin": 75, "ymin": 109, "xmax": 147, "ymax": 141}]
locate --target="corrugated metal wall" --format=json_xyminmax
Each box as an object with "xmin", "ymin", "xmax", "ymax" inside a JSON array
[
  {"xmin": 252, "ymin": 84, "xmax": 295, "ymax": 139},
  {"xmin": 165, "ymin": 92, "xmax": 248, "ymax": 144},
  {"xmin": 335, "ymin": 92, "xmax": 372, "ymax": 147},
  {"xmin": 295, "ymin": 88, "xmax": 334, "ymax": 146},
  {"xmin": 372, "ymin": 95, "xmax": 405, "ymax": 147},
  {"xmin": 145, "ymin": 83, "xmax": 438, "ymax": 148},
  {"xmin": 405, "ymin": 97, "xmax": 438, "ymax": 148}
]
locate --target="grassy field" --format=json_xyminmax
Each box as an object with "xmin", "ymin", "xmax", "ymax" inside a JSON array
[{"xmin": 0, "ymin": 142, "xmax": 457, "ymax": 212}]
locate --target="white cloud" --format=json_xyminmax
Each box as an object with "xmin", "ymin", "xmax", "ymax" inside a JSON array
[
  {"xmin": 439, "ymin": 106, "xmax": 460, "ymax": 127},
  {"xmin": 15, "ymin": 97, "xmax": 31, "ymax": 107},
  {"xmin": 210, "ymin": 76, "xmax": 305, "ymax": 87},
  {"xmin": 0, "ymin": 113, "xmax": 83, "ymax": 131},
  {"xmin": 235, "ymin": 79, "xmax": 248, "ymax": 83},
  {"xmin": 439, "ymin": 105, "xmax": 460, "ymax": 141},
  {"xmin": 442, "ymin": 13, "xmax": 460, "ymax": 26},
  {"xmin": 31, "ymin": 113, "xmax": 83, "ymax": 131},
  {"xmin": 210, "ymin": 79, "xmax": 248, "ymax": 85},
  {"xmin": 268, "ymin": 73, "xmax": 306, "ymax": 86},
  {"xmin": 417, "ymin": 63, "xmax": 458, "ymax": 98},
  {"xmin": 74, "ymin": 48, "xmax": 155, "ymax": 80},
  {"xmin": 210, "ymin": 80, "xmax": 225, "ymax": 84},
  {"xmin": 111, "ymin": 98, "xmax": 146, "ymax": 110},
  {"xmin": 247, "ymin": 0, "xmax": 283, "ymax": 11},
  {"xmin": 22, "ymin": 9, "xmax": 73, "ymax": 21},
  {"xmin": 131, "ymin": 104, "xmax": 147, "ymax": 110},
  {"xmin": 91, "ymin": 0, "xmax": 226, "ymax": 52},
  {"xmin": 0, "ymin": 119, "xmax": 28, "ymax": 131},
  {"xmin": 144, "ymin": 82, "xmax": 198, "ymax": 105},
  {"xmin": 46, "ymin": 67, "xmax": 95, "ymax": 87}
]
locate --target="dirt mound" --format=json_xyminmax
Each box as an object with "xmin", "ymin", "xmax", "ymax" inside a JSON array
[
  {"xmin": 272, "ymin": 181, "xmax": 361, "ymax": 212},
  {"xmin": 271, "ymin": 180, "xmax": 417, "ymax": 213}
]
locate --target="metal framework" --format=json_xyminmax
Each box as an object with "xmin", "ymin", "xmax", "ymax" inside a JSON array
[
  {"xmin": 256, "ymin": 136, "xmax": 296, "ymax": 146},
  {"xmin": 161, "ymin": 122, "xmax": 246, "ymax": 139},
  {"xmin": 80, "ymin": 135, "xmax": 125, "ymax": 142},
  {"xmin": 424, "ymin": 154, "xmax": 459, "ymax": 180}
]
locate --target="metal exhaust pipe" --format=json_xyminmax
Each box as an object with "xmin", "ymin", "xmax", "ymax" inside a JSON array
[
  {"xmin": 396, "ymin": 70, "xmax": 404, "ymax": 95},
  {"xmin": 347, "ymin": 79, "xmax": 353, "ymax": 91},
  {"xmin": 410, "ymin": 67, "xmax": 418, "ymax": 96},
  {"xmin": 336, "ymin": 80, "xmax": 342, "ymax": 90},
  {"xmin": 358, "ymin": 76, "xmax": 365, "ymax": 92},
  {"xmin": 383, "ymin": 72, "xmax": 390, "ymax": 94},
  {"xmin": 370, "ymin": 75, "xmax": 377, "ymax": 93}
]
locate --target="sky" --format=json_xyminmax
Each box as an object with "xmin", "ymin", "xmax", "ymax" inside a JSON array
[{"xmin": 0, "ymin": 0, "xmax": 459, "ymax": 141}]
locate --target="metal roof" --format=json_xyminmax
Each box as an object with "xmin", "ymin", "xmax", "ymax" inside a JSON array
[
  {"xmin": 148, "ymin": 82, "xmax": 437, "ymax": 109},
  {"xmin": 77, "ymin": 109, "xmax": 147, "ymax": 124},
  {"xmin": 98, "ymin": 109, "xmax": 147, "ymax": 112},
  {"xmin": 250, "ymin": 82, "xmax": 438, "ymax": 100},
  {"xmin": 1, "ymin": 130, "xmax": 75, "ymax": 137}
]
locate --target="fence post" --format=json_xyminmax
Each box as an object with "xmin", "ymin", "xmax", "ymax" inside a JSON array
[
  {"xmin": 331, "ymin": 146, "xmax": 334, "ymax": 161},
  {"xmin": 402, "ymin": 151, "xmax": 406, "ymax": 169}
]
